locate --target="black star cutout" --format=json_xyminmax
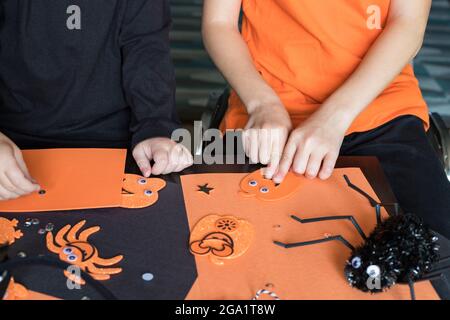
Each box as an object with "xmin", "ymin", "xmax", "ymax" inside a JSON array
[{"xmin": 197, "ymin": 183, "xmax": 214, "ymax": 195}]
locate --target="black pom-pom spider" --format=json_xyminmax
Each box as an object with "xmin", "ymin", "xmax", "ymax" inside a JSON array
[{"xmin": 274, "ymin": 175, "xmax": 450, "ymax": 300}]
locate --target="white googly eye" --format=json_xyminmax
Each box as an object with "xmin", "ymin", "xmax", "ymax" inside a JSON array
[
  {"xmin": 67, "ymin": 254, "xmax": 78, "ymax": 262},
  {"xmin": 260, "ymin": 187, "xmax": 269, "ymax": 193},
  {"xmin": 144, "ymin": 190, "xmax": 153, "ymax": 196},
  {"xmin": 138, "ymin": 178, "xmax": 147, "ymax": 185},
  {"xmin": 351, "ymin": 257, "xmax": 362, "ymax": 269},
  {"xmin": 63, "ymin": 247, "xmax": 73, "ymax": 255},
  {"xmin": 248, "ymin": 180, "xmax": 258, "ymax": 187},
  {"xmin": 366, "ymin": 265, "xmax": 381, "ymax": 278}
]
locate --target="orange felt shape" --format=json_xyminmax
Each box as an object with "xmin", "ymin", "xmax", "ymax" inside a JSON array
[
  {"xmin": 181, "ymin": 169, "xmax": 439, "ymax": 300},
  {"xmin": 240, "ymin": 170, "xmax": 303, "ymax": 201},
  {"xmin": 0, "ymin": 217, "xmax": 23, "ymax": 245},
  {"xmin": 3, "ymin": 278, "xmax": 59, "ymax": 301},
  {"xmin": 120, "ymin": 174, "xmax": 166, "ymax": 209},
  {"xmin": 46, "ymin": 220, "xmax": 123, "ymax": 285},
  {"xmin": 0, "ymin": 149, "xmax": 127, "ymax": 212},
  {"xmin": 189, "ymin": 215, "xmax": 254, "ymax": 265}
]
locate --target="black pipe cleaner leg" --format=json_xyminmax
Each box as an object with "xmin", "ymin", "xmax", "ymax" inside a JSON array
[
  {"xmin": 290, "ymin": 214, "xmax": 367, "ymax": 240},
  {"xmin": 274, "ymin": 235, "xmax": 355, "ymax": 251},
  {"xmin": 408, "ymin": 278, "xmax": 416, "ymax": 300}
]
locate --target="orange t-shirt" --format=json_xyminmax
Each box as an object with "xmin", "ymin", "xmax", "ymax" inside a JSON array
[{"xmin": 221, "ymin": 0, "xmax": 429, "ymax": 134}]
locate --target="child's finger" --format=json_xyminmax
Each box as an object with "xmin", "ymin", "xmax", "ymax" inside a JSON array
[
  {"xmin": 174, "ymin": 148, "xmax": 193, "ymax": 172},
  {"xmin": 162, "ymin": 146, "xmax": 182, "ymax": 174},
  {"xmin": 273, "ymin": 140, "xmax": 296, "ymax": 183},
  {"xmin": 258, "ymin": 129, "xmax": 270, "ymax": 165},
  {"xmin": 319, "ymin": 151, "xmax": 338, "ymax": 180},
  {"xmin": 292, "ymin": 146, "xmax": 310, "ymax": 175},
  {"xmin": 0, "ymin": 184, "xmax": 19, "ymax": 200},
  {"xmin": 305, "ymin": 150, "xmax": 326, "ymax": 179},
  {"xmin": 132, "ymin": 146, "xmax": 152, "ymax": 177},
  {"xmin": 14, "ymin": 148, "xmax": 36, "ymax": 182},
  {"xmin": 0, "ymin": 171, "xmax": 27, "ymax": 196},
  {"xmin": 6, "ymin": 165, "xmax": 40, "ymax": 194},
  {"xmin": 249, "ymin": 129, "xmax": 259, "ymax": 164},
  {"xmin": 151, "ymin": 149, "xmax": 169, "ymax": 176}
]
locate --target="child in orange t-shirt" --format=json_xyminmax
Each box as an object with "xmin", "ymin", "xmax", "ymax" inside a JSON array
[{"xmin": 203, "ymin": 0, "xmax": 450, "ymax": 239}]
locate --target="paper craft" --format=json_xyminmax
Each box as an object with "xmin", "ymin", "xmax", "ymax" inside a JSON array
[
  {"xmin": 189, "ymin": 215, "xmax": 254, "ymax": 265},
  {"xmin": 0, "ymin": 149, "xmax": 127, "ymax": 212},
  {"xmin": 0, "ymin": 217, "xmax": 23, "ymax": 245},
  {"xmin": 181, "ymin": 168, "xmax": 439, "ymax": 300},
  {"xmin": 121, "ymin": 174, "xmax": 166, "ymax": 209},
  {"xmin": 46, "ymin": 220, "xmax": 123, "ymax": 285},
  {"xmin": 239, "ymin": 169, "xmax": 303, "ymax": 201}
]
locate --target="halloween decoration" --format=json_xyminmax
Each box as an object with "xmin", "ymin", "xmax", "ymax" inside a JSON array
[
  {"xmin": 0, "ymin": 218, "xmax": 23, "ymax": 245},
  {"xmin": 197, "ymin": 183, "xmax": 214, "ymax": 195},
  {"xmin": 239, "ymin": 169, "xmax": 303, "ymax": 201},
  {"xmin": 189, "ymin": 215, "xmax": 254, "ymax": 265},
  {"xmin": 46, "ymin": 220, "xmax": 123, "ymax": 285},
  {"xmin": 121, "ymin": 174, "xmax": 166, "ymax": 209},
  {"xmin": 274, "ymin": 175, "xmax": 449, "ymax": 300},
  {"xmin": 252, "ymin": 289, "xmax": 281, "ymax": 300}
]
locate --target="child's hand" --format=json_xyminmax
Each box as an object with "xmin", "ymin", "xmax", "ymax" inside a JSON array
[
  {"xmin": 132, "ymin": 137, "xmax": 193, "ymax": 177},
  {"xmin": 243, "ymin": 102, "xmax": 292, "ymax": 179},
  {"xmin": 273, "ymin": 108, "xmax": 349, "ymax": 183},
  {"xmin": 0, "ymin": 134, "xmax": 40, "ymax": 200}
]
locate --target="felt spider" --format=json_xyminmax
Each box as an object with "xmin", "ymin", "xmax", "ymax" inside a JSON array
[
  {"xmin": 274, "ymin": 175, "xmax": 450, "ymax": 300},
  {"xmin": 46, "ymin": 220, "xmax": 123, "ymax": 285}
]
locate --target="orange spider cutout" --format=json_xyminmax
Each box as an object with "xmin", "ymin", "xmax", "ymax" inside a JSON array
[
  {"xmin": 121, "ymin": 174, "xmax": 166, "ymax": 209},
  {"xmin": 46, "ymin": 220, "xmax": 123, "ymax": 285},
  {"xmin": 0, "ymin": 217, "xmax": 23, "ymax": 245},
  {"xmin": 189, "ymin": 215, "xmax": 254, "ymax": 265},
  {"xmin": 239, "ymin": 169, "xmax": 303, "ymax": 201}
]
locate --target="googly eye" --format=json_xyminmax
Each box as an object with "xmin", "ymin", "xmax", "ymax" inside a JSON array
[
  {"xmin": 248, "ymin": 180, "xmax": 258, "ymax": 187},
  {"xmin": 260, "ymin": 187, "xmax": 269, "ymax": 193},
  {"xmin": 67, "ymin": 254, "xmax": 78, "ymax": 262},
  {"xmin": 366, "ymin": 265, "xmax": 381, "ymax": 278},
  {"xmin": 63, "ymin": 247, "xmax": 73, "ymax": 255},
  {"xmin": 144, "ymin": 190, "xmax": 153, "ymax": 196},
  {"xmin": 351, "ymin": 257, "xmax": 362, "ymax": 269},
  {"xmin": 138, "ymin": 178, "xmax": 147, "ymax": 185}
]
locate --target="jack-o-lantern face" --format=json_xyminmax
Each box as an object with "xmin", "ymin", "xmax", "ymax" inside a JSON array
[
  {"xmin": 189, "ymin": 215, "xmax": 254, "ymax": 265},
  {"xmin": 120, "ymin": 174, "xmax": 166, "ymax": 209},
  {"xmin": 239, "ymin": 169, "xmax": 302, "ymax": 201}
]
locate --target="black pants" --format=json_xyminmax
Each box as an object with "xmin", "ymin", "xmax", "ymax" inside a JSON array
[{"xmin": 341, "ymin": 116, "xmax": 450, "ymax": 240}]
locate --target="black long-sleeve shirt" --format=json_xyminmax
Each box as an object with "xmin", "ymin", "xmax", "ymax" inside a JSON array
[{"xmin": 0, "ymin": 0, "xmax": 180, "ymax": 149}]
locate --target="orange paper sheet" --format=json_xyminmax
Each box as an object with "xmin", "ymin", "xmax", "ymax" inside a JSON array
[
  {"xmin": 181, "ymin": 168, "xmax": 439, "ymax": 300},
  {"xmin": 0, "ymin": 149, "xmax": 127, "ymax": 212}
]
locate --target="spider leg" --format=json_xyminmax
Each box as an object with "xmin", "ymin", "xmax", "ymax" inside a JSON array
[
  {"xmin": 274, "ymin": 235, "xmax": 355, "ymax": 251},
  {"xmin": 290, "ymin": 214, "xmax": 367, "ymax": 240},
  {"xmin": 94, "ymin": 255, "xmax": 123, "ymax": 266},
  {"xmin": 343, "ymin": 175, "xmax": 400, "ymax": 221},
  {"xmin": 78, "ymin": 226, "xmax": 101, "ymax": 242},
  {"xmin": 54, "ymin": 225, "xmax": 71, "ymax": 248},
  {"xmin": 90, "ymin": 273, "xmax": 111, "ymax": 281},
  {"xmin": 407, "ymin": 278, "xmax": 416, "ymax": 300},
  {"xmin": 66, "ymin": 220, "xmax": 87, "ymax": 242},
  {"xmin": 87, "ymin": 264, "xmax": 122, "ymax": 275},
  {"xmin": 45, "ymin": 232, "xmax": 63, "ymax": 254}
]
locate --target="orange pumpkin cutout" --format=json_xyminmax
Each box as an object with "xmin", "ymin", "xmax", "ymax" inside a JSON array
[
  {"xmin": 0, "ymin": 217, "xmax": 23, "ymax": 245},
  {"xmin": 46, "ymin": 220, "xmax": 123, "ymax": 285},
  {"xmin": 121, "ymin": 174, "xmax": 166, "ymax": 209},
  {"xmin": 189, "ymin": 215, "xmax": 254, "ymax": 265},
  {"xmin": 239, "ymin": 169, "xmax": 303, "ymax": 201}
]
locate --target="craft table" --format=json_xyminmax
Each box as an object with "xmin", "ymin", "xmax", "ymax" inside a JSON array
[{"xmin": 0, "ymin": 155, "xmax": 448, "ymax": 300}]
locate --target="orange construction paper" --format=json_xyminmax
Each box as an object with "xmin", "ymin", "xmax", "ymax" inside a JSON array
[
  {"xmin": 181, "ymin": 168, "xmax": 439, "ymax": 300},
  {"xmin": 0, "ymin": 149, "xmax": 127, "ymax": 212}
]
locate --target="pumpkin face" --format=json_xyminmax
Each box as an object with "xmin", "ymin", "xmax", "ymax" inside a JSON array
[
  {"xmin": 120, "ymin": 174, "xmax": 166, "ymax": 209},
  {"xmin": 239, "ymin": 169, "xmax": 303, "ymax": 201},
  {"xmin": 189, "ymin": 215, "xmax": 254, "ymax": 265}
]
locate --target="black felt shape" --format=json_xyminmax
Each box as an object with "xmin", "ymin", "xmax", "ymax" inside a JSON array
[
  {"xmin": 197, "ymin": 183, "xmax": 214, "ymax": 195},
  {"xmin": 0, "ymin": 179, "xmax": 197, "ymax": 300}
]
